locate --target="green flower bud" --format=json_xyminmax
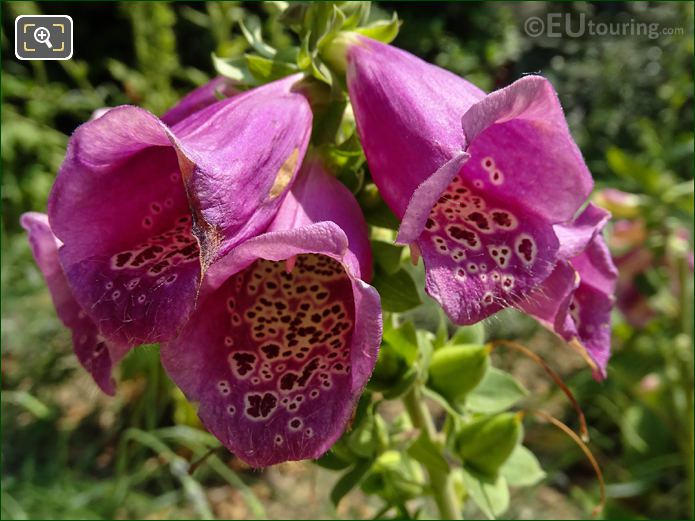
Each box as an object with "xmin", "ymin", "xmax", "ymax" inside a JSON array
[
  {"xmin": 361, "ymin": 451, "xmax": 424, "ymax": 503},
  {"xmin": 450, "ymin": 322, "xmax": 486, "ymax": 345},
  {"xmin": 427, "ymin": 344, "xmax": 490, "ymax": 404},
  {"xmin": 456, "ymin": 412, "xmax": 524, "ymax": 476}
]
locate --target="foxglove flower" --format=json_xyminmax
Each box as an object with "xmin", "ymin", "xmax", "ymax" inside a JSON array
[
  {"xmin": 519, "ymin": 204, "xmax": 618, "ymax": 378},
  {"xmin": 21, "ymin": 213, "xmax": 124, "ymax": 394},
  {"xmin": 161, "ymin": 159, "xmax": 381, "ymax": 467},
  {"xmin": 47, "ymin": 74, "xmax": 312, "ymax": 352},
  {"xmin": 338, "ymin": 35, "xmax": 593, "ymax": 325}
]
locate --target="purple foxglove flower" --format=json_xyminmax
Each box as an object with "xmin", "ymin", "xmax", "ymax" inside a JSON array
[
  {"xmin": 519, "ymin": 204, "xmax": 618, "ymax": 378},
  {"xmin": 341, "ymin": 35, "xmax": 593, "ymax": 325},
  {"xmin": 46, "ymin": 75, "xmax": 311, "ymax": 351},
  {"xmin": 161, "ymin": 158, "xmax": 381, "ymax": 467},
  {"xmin": 20, "ymin": 213, "xmax": 125, "ymax": 394}
]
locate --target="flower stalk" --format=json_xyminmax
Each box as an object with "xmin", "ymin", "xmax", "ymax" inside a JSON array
[{"xmin": 402, "ymin": 386, "xmax": 462, "ymax": 520}]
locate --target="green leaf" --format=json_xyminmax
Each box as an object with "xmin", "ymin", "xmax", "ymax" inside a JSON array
[
  {"xmin": 499, "ymin": 445, "xmax": 546, "ymax": 487},
  {"xmin": 239, "ymin": 16, "xmax": 276, "ymax": 58},
  {"xmin": 244, "ymin": 54, "xmax": 298, "ymax": 82},
  {"xmin": 297, "ymin": 33, "xmax": 312, "ymax": 69},
  {"xmin": 354, "ymin": 12, "xmax": 401, "ymax": 44},
  {"xmin": 1, "ymin": 390, "xmax": 51, "ymax": 419},
  {"xmin": 315, "ymin": 450, "xmax": 352, "ymax": 471},
  {"xmin": 212, "ymin": 54, "xmax": 256, "ymax": 85},
  {"xmin": 372, "ymin": 240, "xmax": 403, "ymax": 274},
  {"xmin": 465, "ymin": 368, "xmax": 528, "ymax": 414},
  {"xmin": 317, "ymin": 5, "xmax": 347, "ymax": 50},
  {"xmin": 372, "ymin": 268, "xmax": 421, "ymax": 312},
  {"xmin": 306, "ymin": 3, "xmax": 334, "ymax": 48},
  {"xmin": 460, "ymin": 467, "xmax": 510, "ymax": 519},
  {"xmin": 383, "ymin": 320, "xmax": 418, "ymax": 365},
  {"xmin": 341, "ymin": 1, "xmax": 371, "ymax": 30},
  {"xmin": 331, "ymin": 459, "xmax": 373, "ymax": 506}
]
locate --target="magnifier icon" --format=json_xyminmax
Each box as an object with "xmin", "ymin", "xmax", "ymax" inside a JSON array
[{"xmin": 33, "ymin": 26, "xmax": 52, "ymax": 49}]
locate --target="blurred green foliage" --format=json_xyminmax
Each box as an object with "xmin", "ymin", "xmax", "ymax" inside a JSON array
[{"xmin": 1, "ymin": 2, "xmax": 693, "ymax": 520}]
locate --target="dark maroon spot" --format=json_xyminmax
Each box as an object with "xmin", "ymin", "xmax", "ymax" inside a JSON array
[
  {"xmin": 517, "ymin": 238, "xmax": 534, "ymax": 262},
  {"xmin": 492, "ymin": 211, "xmax": 512, "ymax": 227},
  {"xmin": 232, "ymin": 352, "xmax": 256, "ymax": 376},
  {"xmin": 115, "ymin": 252, "xmax": 132, "ymax": 267},
  {"xmin": 426, "ymin": 218, "xmax": 436, "ymax": 230},
  {"xmin": 448, "ymin": 226, "xmax": 477, "ymax": 247},
  {"xmin": 290, "ymin": 419, "xmax": 301, "ymax": 428},
  {"xmin": 466, "ymin": 212, "xmax": 490, "ymax": 230},
  {"xmin": 261, "ymin": 344, "xmax": 280, "ymax": 359},
  {"xmin": 178, "ymin": 216, "xmax": 190, "ymax": 224},
  {"xmin": 246, "ymin": 392, "xmax": 277, "ymax": 419},
  {"xmin": 316, "ymin": 292, "xmax": 328, "ymax": 299},
  {"xmin": 296, "ymin": 358, "xmax": 320, "ymax": 387},
  {"xmin": 280, "ymin": 373, "xmax": 298, "ymax": 391},
  {"xmin": 149, "ymin": 260, "xmax": 170, "ymax": 274},
  {"xmin": 179, "ymin": 244, "xmax": 198, "ymax": 257},
  {"xmin": 132, "ymin": 245, "xmax": 164, "ymax": 265}
]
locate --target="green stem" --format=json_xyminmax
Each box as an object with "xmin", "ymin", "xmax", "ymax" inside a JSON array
[{"xmin": 402, "ymin": 386, "xmax": 462, "ymax": 520}]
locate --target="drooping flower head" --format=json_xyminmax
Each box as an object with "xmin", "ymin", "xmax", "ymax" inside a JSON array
[
  {"xmin": 161, "ymin": 158, "xmax": 381, "ymax": 467},
  {"xmin": 519, "ymin": 204, "xmax": 618, "ymax": 378},
  {"xmin": 332, "ymin": 35, "xmax": 593, "ymax": 326},
  {"xmin": 47, "ymin": 74, "xmax": 312, "ymax": 352}
]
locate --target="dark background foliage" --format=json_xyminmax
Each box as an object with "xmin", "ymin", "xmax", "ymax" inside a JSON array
[{"xmin": 2, "ymin": 2, "xmax": 693, "ymax": 519}]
